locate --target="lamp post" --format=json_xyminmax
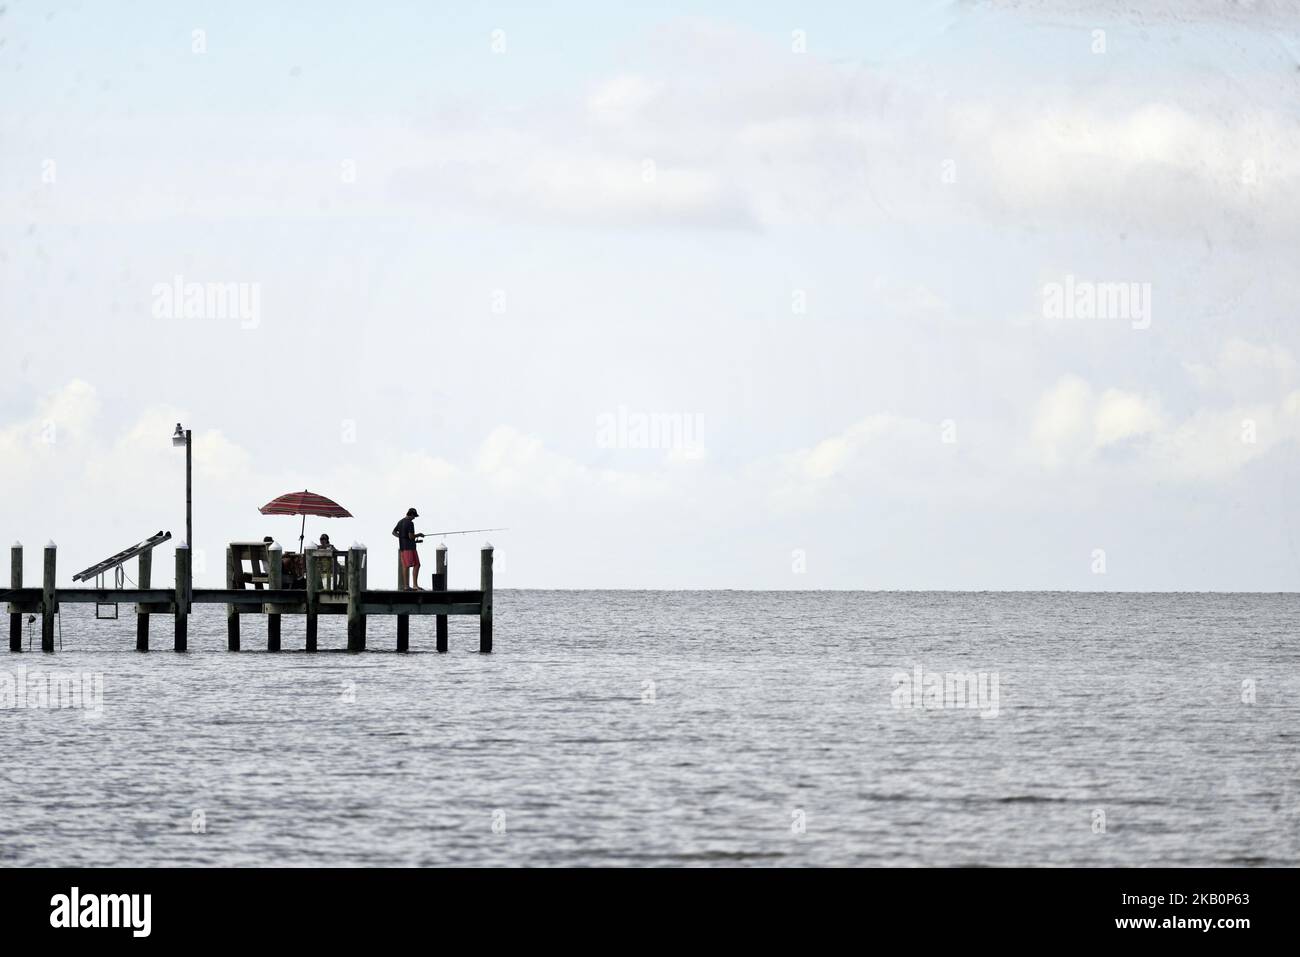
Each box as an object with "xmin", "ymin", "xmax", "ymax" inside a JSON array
[{"xmin": 172, "ymin": 423, "xmax": 192, "ymax": 553}]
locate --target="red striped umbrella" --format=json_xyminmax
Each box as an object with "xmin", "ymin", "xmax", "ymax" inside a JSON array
[{"xmin": 259, "ymin": 490, "xmax": 352, "ymax": 554}]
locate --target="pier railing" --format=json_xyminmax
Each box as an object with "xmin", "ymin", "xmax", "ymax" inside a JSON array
[{"xmin": 6, "ymin": 541, "xmax": 493, "ymax": 653}]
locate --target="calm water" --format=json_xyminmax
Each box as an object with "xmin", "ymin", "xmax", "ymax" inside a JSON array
[{"xmin": 2, "ymin": 591, "xmax": 1298, "ymax": 867}]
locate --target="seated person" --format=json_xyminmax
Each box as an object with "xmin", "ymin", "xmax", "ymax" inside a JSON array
[{"xmin": 313, "ymin": 533, "xmax": 341, "ymax": 587}]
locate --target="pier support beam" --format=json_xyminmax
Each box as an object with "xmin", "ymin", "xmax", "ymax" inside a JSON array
[
  {"xmin": 226, "ymin": 545, "xmax": 240, "ymax": 651},
  {"xmin": 304, "ymin": 547, "xmax": 318, "ymax": 652},
  {"xmin": 174, "ymin": 545, "xmax": 190, "ymax": 651},
  {"xmin": 396, "ymin": 549, "xmax": 408, "ymax": 651},
  {"xmin": 267, "ymin": 543, "xmax": 282, "ymax": 652},
  {"xmin": 347, "ymin": 545, "xmax": 366, "ymax": 652},
  {"xmin": 136, "ymin": 547, "xmax": 151, "ymax": 652},
  {"xmin": 435, "ymin": 545, "xmax": 448, "ymax": 653},
  {"xmin": 41, "ymin": 542, "xmax": 56, "ymax": 652},
  {"xmin": 9, "ymin": 543, "xmax": 21, "ymax": 652},
  {"xmin": 479, "ymin": 545, "xmax": 493, "ymax": 654}
]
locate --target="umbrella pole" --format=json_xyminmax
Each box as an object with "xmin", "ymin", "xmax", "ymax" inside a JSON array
[{"xmin": 299, "ymin": 513, "xmax": 306, "ymax": 555}]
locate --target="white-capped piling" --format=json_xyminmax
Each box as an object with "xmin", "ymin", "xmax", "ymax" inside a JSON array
[{"xmin": 267, "ymin": 541, "xmax": 282, "ymax": 652}]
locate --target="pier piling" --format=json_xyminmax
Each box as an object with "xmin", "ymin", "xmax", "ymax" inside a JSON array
[
  {"xmin": 305, "ymin": 547, "xmax": 318, "ymax": 652},
  {"xmin": 136, "ymin": 547, "xmax": 152, "ymax": 652},
  {"xmin": 9, "ymin": 543, "xmax": 21, "ymax": 652},
  {"xmin": 41, "ymin": 543, "xmax": 56, "ymax": 652},
  {"xmin": 226, "ymin": 545, "xmax": 240, "ymax": 651},
  {"xmin": 174, "ymin": 544, "xmax": 189, "ymax": 651},
  {"xmin": 347, "ymin": 545, "xmax": 366, "ymax": 652},
  {"xmin": 479, "ymin": 545, "xmax": 493, "ymax": 654},
  {"xmin": 435, "ymin": 545, "xmax": 448, "ymax": 653},
  {"xmin": 396, "ymin": 552, "xmax": 408, "ymax": 652},
  {"xmin": 267, "ymin": 543, "xmax": 282, "ymax": 652}
]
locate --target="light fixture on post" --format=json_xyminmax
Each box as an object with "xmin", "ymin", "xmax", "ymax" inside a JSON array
[{"xmin": 172, "ymin": 423, "xmax": 192, "ymax": 554}]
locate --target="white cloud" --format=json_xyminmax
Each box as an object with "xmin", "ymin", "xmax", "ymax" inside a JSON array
[
  {"xmin": 1028, "ymin": 366, "xmax": 1300, "ymax": 481},
  {"xmin": 587, "ymin": 74, "xmax": 665, "ymax": 121},
  {"xmin": 1184, "ymin": 338, "xmax": 1298, "ymax": 396},
  {"xmin": 0, "ymin": 379, "xmax": 97, "ymax": 446},
  {"xmin": 964, "ymin": 101, "xmax": 1300, "ymax": 235},
  {"xmin": 790, "ymin": 414, "xmax": 905, "ymax": 481},
  {"xmin": 1151, "ymin": 393, "xmax": 1300, "ymax": 480},
  {"xmin": 474, "ymin": 425, "xmax": 670, "ymax": 502},
  {"xmin": 768, "ymin": 412, "xmax": 969, "ymax": 512},
  {"xmin": 0, "ymin": 380, "xmax": 99, "ymax": 489},
  {"xmin": 1031, "ymin": 375, "xmax": 1095, "ymax": 467},
  {"xmin": 1094, "ymin": 388, "xmax": 1165, "ymax": 448},
  {"xmin": 1030, "ymin": 375, "xmax": 1178, "ymax": 469}
]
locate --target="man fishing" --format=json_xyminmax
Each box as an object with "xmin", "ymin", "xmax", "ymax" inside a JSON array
[{"xmin": 392, "ymin": 507, "xmax": 425, "ymax": 590}]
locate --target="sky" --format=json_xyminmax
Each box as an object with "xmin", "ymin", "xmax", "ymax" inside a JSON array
[{"xmin": 2, "ymin": 0, "xmax": 1299, "ymax": 589}]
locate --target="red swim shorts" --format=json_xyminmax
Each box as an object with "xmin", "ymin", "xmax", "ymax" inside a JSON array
[{"xmin": 399, "ymin": 549, "xmax": 419, "ymax": 569}]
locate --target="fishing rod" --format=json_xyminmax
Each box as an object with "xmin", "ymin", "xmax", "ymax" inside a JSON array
[{"xmin": 416, "ymin": 527, "xmax": 508, "ymax": 540}]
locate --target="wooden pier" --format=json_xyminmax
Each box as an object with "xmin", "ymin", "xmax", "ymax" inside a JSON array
[{"xmin": 5, "ymin": 541, "xmax": 494, "ymax": 653}]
